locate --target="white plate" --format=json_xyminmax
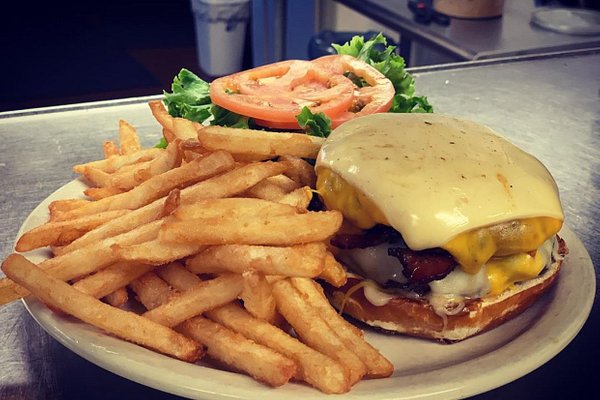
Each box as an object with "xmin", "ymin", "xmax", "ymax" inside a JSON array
[{"xmin": 18, "ymin": 180, "xmax": 595, "ymax": 400}]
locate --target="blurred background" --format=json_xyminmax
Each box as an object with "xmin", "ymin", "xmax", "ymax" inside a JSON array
[{"xmin": 1, "ymin": 0, "xmax": 598, "ymax": 112}]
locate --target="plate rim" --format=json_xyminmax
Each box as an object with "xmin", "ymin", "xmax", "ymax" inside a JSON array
[{"xmin": 16, "ymin": 179, "xmax": 597, "ymax": 400}]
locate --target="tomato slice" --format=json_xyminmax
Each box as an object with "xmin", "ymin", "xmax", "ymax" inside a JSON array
[
  {"xmin": 311, "ymin": 55, "xmax": 395, "ymax": 128},
  {"xmin": 210, "ymin": 60, "xmax": 355, "ymax": 125}
]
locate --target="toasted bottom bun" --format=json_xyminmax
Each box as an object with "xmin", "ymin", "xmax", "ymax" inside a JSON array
[{"xmin": 324, "ymin": 237, "xmax": 568, "ymax": 342}]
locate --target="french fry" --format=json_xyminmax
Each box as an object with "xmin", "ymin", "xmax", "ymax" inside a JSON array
[
  {"xmin": 186, "ymin": 243, "xmax": 326, "ymax": 277},
  {"xmin": 16, "ymin": 209, "xmax": 130, "ymax": 252},
  {"xmin": 56, "ymin": 162, "xmax": 284, "ymax": 255},
  {"xmin": 133, "ymin": 268, "xmax": 296, "ymax": 387},
  {"xmin": 245, "ymin": 174, "xmax": 301, "ymax": 201},
  {"xmin": 0, "ymin": 276, "xmax": 29, "ymax": 304},
  {"xmin": 72, "ymin": 261, "xmax": 154, "ymax": 299},
  {"xmin": 73, "ymin": 148, "xmax": 162, "ymax": 174},
  {"xmin": 103, "ymin": 140, "xmax": 120, "ymax": 158},
  {"xmin": 180, "ymin": 138, "xmax": 206, "ymax": 154},
  {"xmin": 179, "ymin": 161, "xmax": 288, "ymax": 206},
  {"xmin": 198, "ymin": 125, "xmax": 324, "ymax": 159},
  {"xmin": 192, "ymin": 121, "xmax": 203, "ymax": 131},
  {"xmin": 158, "ymin": 189, "xmax": 180, "ymax": 219},
  {"xmin": 107, "ymin": 141, "xmax": 181, "ymax": 190},
  {"xmin": 83, "ymin": 158, "xmax": 158, "ymax": 189},
  {"xmin": 155, "ymin": 262, "xmax": 202, "ymax": 291},
  {"xmin": 173, "ymin": 197, "xmax": 298, "ymax": 221},
  {"xmin": 266, "ymin": 174, "xmax": 301, "ymax": 192},
  {"xmin": 230, "ymin": 153, "xmax": 275, "ymax": 163},
  {"xmin": 130, "ymin": 272, "xmax": 177, "ymax": 310},
  {"xmin": 0, "ymin": 221, "xmax": 161, "ymax": 306},
  {"xmin": 159, "ymin": 211, "xmax": 342, "ymax": 246},
  {"xmin": 245, "ymin": 180, "xmax": 288, "ymax": 201},
  {"xmin": 116, "ymin": 159, "xmax": 154, "ymax": 174},
  {"xmin": 103, "ymin": 286, "xmax": 128, "ymax": 308},
  {"xmin": 1, "ymin": 254, "xmax": 202, "ymax": 362},
  {"xmin": 48, "ymin": 199, "xmax": 90, "ymax": 217},
  {"xmin": 179, "ymin": 140, "xmax": 207, "ymax": 164},
  {"xmin": 82, "ymin": 166, "xmax": 113, "ymax": 187},
  {"xmin": 162, "ymin": 127, "xmax": 176, "ymax": 144},
  {"xmin": 43, "ymin": 220, "xmax": 160, "ymax": 278},
  {"xmin": 279, "ymin": 155, "xmax": 317, "ymax": 188},
  {"xmin": 182, "ymin": 150, "xmax": 202, "ymax": 164},
  {"xmin": 272, "ymin": 278, "xmax": 367, "ymax": 385},
  {"xmin": 178, "ymin": 141, "xmax": 200, "ymax": 161},
  {"xmin": 239, "ymin": 271, "xmax": 277, "ymax": 323},
  {"xmin": 55, "ymin": 150, "xmax": 234, "ymax": 221},
  {"xmin": 172, "ymin": 117, "xmax": 201, "ymax": 141},
  {"xmin": 277, "ymin": 186, "xmax": 313, "ymax": 209},
  {"xmin": 149, "ymin": 100, "xmax": 174, "ymax": 132},
  {"xmin": 84, "ymin": 186, "xmax": 126, "ymax": 200},
  {"xmin": 290, "ymin": 277, "xmax": 393, "ymax": 378},
  {"xmin": 178, "ymin": 316, "xmax": 296, "ymax": 387},
  {"xmin": 118, "ymin": 120, "xmax": 141, "ymax": 155},
  {"xmin": 319, "ymin": 251, "xmax": 348, "ymax": 287},
  {"xmin": 55, "ymin": 201, "xmax": 162, "ymax": 256},
  {"xmin": 142, "ymin": 273, "xmax": 243, "ymax": 327},
  {"xmin": 114, "ymin": 240, "xmax": 206, "ymax": 265},
  {"xmin": 207, "ymin": 303, "xmax": 351, "ymax": 394},
  {"xmin": 155, "ymin": 262, "xmax": 196, "ymax": 291}
]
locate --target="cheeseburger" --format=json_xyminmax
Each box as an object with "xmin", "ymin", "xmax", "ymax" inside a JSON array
[{"xmin": 315, "ymin": 113, "xmax": 567, "ymax": 342}]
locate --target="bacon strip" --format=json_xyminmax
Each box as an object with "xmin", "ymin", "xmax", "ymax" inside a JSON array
[{"xmin": 387, "ymin": 247, "xmax": 455, "ymax": 284}]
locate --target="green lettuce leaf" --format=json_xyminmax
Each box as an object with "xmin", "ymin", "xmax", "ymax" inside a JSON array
[
  {"xmin": 163, "ymin": 68, "xmax": 213, "ymax": 124},
  {"xmin": 391, "ymin": 95, "xmax": 434, "ymax": 113},
  {"xmin": 333, "ymin": 33, "xmax": 433, "ymax": 113},
  {"xmin": 296, "ymin": 106, "xmax": 332, "ymax": 138},
  {"xmin": 210, "ymin": 104, "xmax": 250, "ymax": 129},
  {"xmin": 154, "ymin": 137, "xmax": 168, "ymax": 149},
  {"xmin": 162, "ymin": 68, "xmax": 251, "ymax": 129}
]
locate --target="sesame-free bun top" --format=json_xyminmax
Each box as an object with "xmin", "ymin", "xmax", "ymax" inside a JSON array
[{"xmin": 315, "ymin": 113, "xmax": 564, "ymax": 250}]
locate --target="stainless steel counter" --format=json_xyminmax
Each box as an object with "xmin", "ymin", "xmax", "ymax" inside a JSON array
[
  {"xmin": 1, "ymin": 50, "xmax": 598, "ymax": 399},
  {"xmin": 336, "ymin": 0, "xmax": 600, "ymax": 64}
]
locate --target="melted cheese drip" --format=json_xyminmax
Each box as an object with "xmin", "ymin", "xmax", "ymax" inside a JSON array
[
  {"xmin": 485, "ymin": 238, "xmax": 552, "ymax": 295},
  {"xmin": 316, "ymin": 113, "xmax": 564, "ymax": 252},
  {"xmin": 442, "ymin": 216, "xmax": 561, "ymax": 273},
  {"xmin": 316, "ymin": 168, "xmax": 388, "ymax": 229}
]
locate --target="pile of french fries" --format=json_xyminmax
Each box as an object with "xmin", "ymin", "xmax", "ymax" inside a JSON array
[{"xmin": 0, "ymin": 100, "xmax": 393, "ymax": 394}]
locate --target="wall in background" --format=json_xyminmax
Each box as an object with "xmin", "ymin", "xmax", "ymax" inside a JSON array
[{"xmin": 1, "ymin": 0, "xmax": 214, "ymax": 112}]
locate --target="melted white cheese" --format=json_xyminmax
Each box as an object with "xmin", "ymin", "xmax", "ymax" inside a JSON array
[
  {"xmin": 363, "ymin": 285, "xmax": 397, "ymax": 306},
  {"xmin": 429, "ymin": 267, "xmax": 490, "ymax": 298},
  {"xmin": 316, "ymin": 113, "xmax": 564, "ymax": 250},
  {"xmin": 338, "ymin": 243, "xmax": 407, "ymax": 285}
]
